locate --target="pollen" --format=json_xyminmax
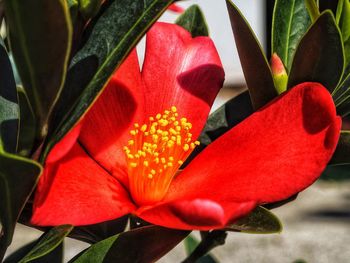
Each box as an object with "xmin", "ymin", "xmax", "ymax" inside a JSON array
[{"xmin": 123, "ymin": 106, "xmax": 200, "ymax": 206}]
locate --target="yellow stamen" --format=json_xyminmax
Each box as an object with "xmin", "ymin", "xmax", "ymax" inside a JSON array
[{"xmin": 124, "ymin": 106, "xmax": 200, "ymax": 205}]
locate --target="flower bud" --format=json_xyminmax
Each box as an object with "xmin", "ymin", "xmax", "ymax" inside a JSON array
[{"xmin": 270, "ymin": 53, "xmax": 288, "ymax": 94}]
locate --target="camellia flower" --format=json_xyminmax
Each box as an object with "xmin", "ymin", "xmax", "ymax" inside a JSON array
[{"xmin": 31, "ymin": 22, "xmax": 341, "ymax": 230}]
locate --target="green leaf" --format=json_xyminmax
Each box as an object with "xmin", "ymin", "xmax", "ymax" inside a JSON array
[
  {"xmin": 19, "ymin": 225, "xmax": 73, "ymax": 263},
  {"xmin": 272, "ymin": 0, "xmax": 311, "ymax": 71},
  {"xmin": 0, "ymin": 153, "xmax": 42, "ymax": 259},
  {"xmin": 336, "ymin": 0, "xmax": 350, "ymax": 66},
  {"xmin": 4, "ymin": 0, "xmax": 73, "ymax": 139},
  {"xmin": 175, "ymin": 4, "xmax": 209, "ymax": 37},
  {"xmin": 69, "ymin": 215, "xmax": 128, "ymax": 244},
  {"xmin": 336, "ymin": 0, "xmax": 350, "ymax": 42},
  {"xmin": 71, "ymin": 226, "xmax": 189, "ymax": 263},
  {"xmin": 0, "ymin": 40, "xmax": 19, "ymax": 154},
  {"xmin": 184, "ymin": 235, "xmax": 218, "ymax": 263},
  {"xmin": 329, "ymin": 130, "xmax": 350, "ymax": 165},
  {"xmin": 200, "ymin": 90, "xmax": 253, "ymax": 146},
  {"xmin": 5, "ymin": 242, "xmax": 63, "ymax": 263},
  {"xmin": 79, "ymin": 0, "xmax": 102, "ymax": 19},
  {"xmin": 226, "ymin": 0, "xmax": 278, "ymax": 110},
  {"xmin": 305, "ymin": 0, "xmax": 320, "ymax": 22},
  {"xmin": 44, "ymin": 0, "xmax": 175, "ymax": 161},
  {"xmin": 321, "ymin": 164, "xmax": 350, "ymax": 181},
  {"xmin": 16, "ymin": 86, "xmax": 36, "ymax": 157},
  {"xmin": 226, "ymin": 206, "xmax": 282, "ymax": 234},
  {"xmin": 288, "ymin": 11, "xmax": 344, "ymax": 93}
]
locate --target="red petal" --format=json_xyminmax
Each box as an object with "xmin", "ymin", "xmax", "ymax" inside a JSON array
[
  {"xmin": 32, "ymin": 143, "xmax": 135, "ymax": 226},
  {"xmin": 168, "ymin": 4, "xmax": 185, "ymax": 13},
  {"xmin": 79, "ymin": 50, "xmax": 144, "ymax": 186},
  {"xmin": 165, "ymin": 82, "xmax": 341, "ymax": 204},
  {"xmin": 136, "ymin": 199, "xmax": 256, "ymax": 230},
  {"xmin": 46, "ymin": 123, "xmax": 82, "ymax": 163},
  {"xmin": 142, "ymin": 22, "xmax": 224, "ymax": 138}
]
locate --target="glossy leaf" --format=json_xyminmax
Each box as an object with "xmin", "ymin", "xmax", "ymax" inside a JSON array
[
  {"xmin": 336, "ymin": 0, "xmax": 350, "ymax": 66},
  {"xmin": 272, "ymin": 0, "xmax": 311, "ymax": 71},
  {"xmin": 200, "ymin": 90, "xmax": 253, "ymax": 146},
  {"xmin": 175, "ymin": 4, "xmax": 209, "ymax": 37},
  {"xmin": 0, "ymin": 153, "xmax": 42, "ymax": 259},
  {"xmin": 329, "ymin": 130, "xmax": 350, "ymax": 165},
  {"xmin": 16, "ymin": 87, "xmax": 36, "ymax": 157},
  {"xmin": 184, "ymin": 235, "xmax": 218, "ymax": 263},
  {"xmin": 322, "ymin": 165, "xmax": 350, "ymax": 181},
  {"xmin": 288, "ymin": 11, "xmax": 344, "ymax": 93},
  {"xmin": 71, "ymin": 226, "xmax": 189, "ymax": 263},
  {"xmin": 185, "ymin": 91, "xmax": 253, "ymax": 167},
  {"xmin": 305, "ymin": 0, "xmax": 320, "ymax": 22},
  {"xmin": 5, "ymin": 241, "xmax": 63, "ymax": 263},
  {"xmin": 69, "ymin": 216, "xmax": 128, "ymax": 244},
  {"xmin": 19, "ymin": 225, "xmax": 73, "ymax": 263},
  {"xmin": 226, "ymin": 206, "xmax": 282, "ymax": 234},
  {"xmin": 0, "ymin": 39, "xmax": 18, "ymax": 154},
  {"xmin": 44, "ymin": 0, "xmax": 175, "ymax": 161},
  {"xmin": 226, "ymin": 0, "xmax": 278, "ymax": 110},
  {"xmin": 4, "ymin": 0, "xmax": 72, "ymax": 139},
  {"xmin": 79, "ymin": 0, "xmax": 101, "ymax": 19}
]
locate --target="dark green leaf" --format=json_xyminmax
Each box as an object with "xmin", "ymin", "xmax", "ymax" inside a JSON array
[
  {"xmin": 16, "ymin": 87, "xmax": 36, "ymax": 157},
  {"xmin": 321, "ymin": 164, "xmax": 350, "ymax": 181},
  {"xmin": 336, "ymin": 95, "xmax": 350, "ymax": 116},
  {"xmin": 19, "ymin": 225, "xmax": 73, "ymax": 263},
  {"xmin": 336, "ymin": 0, "xmax": 350, "ymax": 66},
  {"xmin": 5, "ymin": 241, "xmax": 63, "ymax": 263},
  {"xmin": 200, "ymin": 90, "xmax": 253, "ymax": 146},
  {"xmin": 226, "ymin": 206, "xmax": 282, "ymax": 234},
  {"xmin": 0, "ymin": 40, "xmax": 18, "ymax": 154},
  {"xmin": 288, "ymin": 11, "xmax": 344, "ymax": 93},
  {"xmin": 71, "ymin": 226, "xmax": 189, "ymax": 263},
  {"xmin": 184, "ymin": 235, "xmax": 218, "ymax": 263},
  {"xmin": 175, "ymin": 4, "xmax": 209, "ymax": 37},
  {"xmin": 185, "ymin": 91, "xmax": 253, "ymax": 167},
  {"xmin": 4, "ymin": 0, "xmax": 73, "ymax": 139},
  {"xmin": 69, "ymin": 215, "xmax": 128, "ymax": 244},
  {"xmin": 272, "ymin": 0, "xmax": 311, "ymax": 71},
  {"xmin": 329, "ymin": 130, "xmax": 350, "ymax": 165},
  {"xmin": 0, "ymin": 153, "xmax": 42, "ymax": 259},
  {"xmin": 226, "ymin": 0, "xmax": 278, "ymax": 110},
  {"xmin": 44, "ymin": 0, "xmax": 175, "ymax": 161},
  {"xmin": 336, "ymin": 0, "xmax": 350, "ymax": 42}
]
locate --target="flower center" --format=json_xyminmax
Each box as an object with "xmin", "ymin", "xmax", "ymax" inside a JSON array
[{"xmin": 123, "ymin": 106, "xmax": 199, "ymax": 206}]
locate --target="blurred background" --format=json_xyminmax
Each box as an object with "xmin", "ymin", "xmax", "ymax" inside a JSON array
[{"xmin": 5, "ymin": 1, "xmax": 350, "ymax": 262}]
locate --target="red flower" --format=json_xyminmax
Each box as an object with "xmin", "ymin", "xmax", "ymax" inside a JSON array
[
  {"xmin": 168, "ymin": 4, "xmax": 185, "ymax": 13},
  {"xmin": 31, "ymin": 22, "xmax": 341, "ymax": 230}
]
